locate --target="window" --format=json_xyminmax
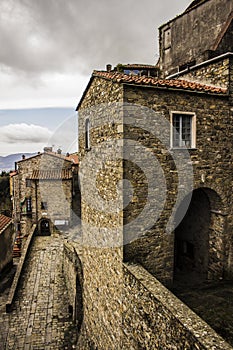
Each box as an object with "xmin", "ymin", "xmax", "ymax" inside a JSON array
[
  {"xmin": 41, "ymin": 202, "xmax": 48, "ymax": 210},
  {"xmin": 26, "ymin": 197, "xmax": 32, "ymax": 213},
  {"xmin": 26, "ymin": 179, "xmax": 31, "ymax": 187},
  {"xmin": 85, "ymin": 118, "xmax": 90, "ymax": 150},
  {"xmin": 171, "ymin": 112, "xmax": 196, "ymax": 148},
  {"xmin": 164, "ymin": 28, "xmax": 171, "ymax": 49}
]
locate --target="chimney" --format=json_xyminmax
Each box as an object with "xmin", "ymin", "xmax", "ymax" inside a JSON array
[
  {"xmin": 57, "ymin": 148, "xmax": 62, "ymax": 154},
  {"xmin": 22, "ymin": 155, "xmax": 25, "ymax": 160},
  {"xmin": 106, "ymin": 64, "xmax": 112, "ymax": 72},
  {"xmin": 43, "ymin": 146, "xmax": 53, "ymax": 153}
]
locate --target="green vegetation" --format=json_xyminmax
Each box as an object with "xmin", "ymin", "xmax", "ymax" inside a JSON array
[{"xmin": 0, "ymin": 171, "xmax": 12, "ymax": 216}]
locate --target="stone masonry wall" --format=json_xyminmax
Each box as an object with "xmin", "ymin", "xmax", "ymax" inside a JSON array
[
  {"xmin": 122, "ymin": 84, "xmax": 233, "ymax": 285},
  {"xmin": 176, "ymin": 58, "xmax": 230, "ymax": 88},
  {"xmin": 14, "ymin": 153, "xmax": 74, "ymax": 237},
  {"xmin": 77, "ymin": 74, "xmax": 233, "ymax": 347},
  {"xmin": 78, "ymin": 77, "xmax": 125, "ymax": 348},
  {"xmin": 0, "ymin": 223, "xmax": 13, "ymax": 273},
  {"xmin": 123, "ymin": 262, "xmax": 232, "ymax": 350},
  {"xmin": 63, "ymin": 240, "xmax": 83, "ymax": 327}
]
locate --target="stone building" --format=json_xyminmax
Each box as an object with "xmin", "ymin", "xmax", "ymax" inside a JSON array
[
  {"xmin": 64, "ymin": 0, "xmax": 233, "ymax": 348},
  {"xmin": 0, "ymin": 214, "xmax": 14, "ymax": 275},
  {"xmin": 158, "ymin": 0, "xmax": 233, "ymax": 77},
  {"xmin": 11, "ymin": 148, "xmax": 79, "ymax": 238}
]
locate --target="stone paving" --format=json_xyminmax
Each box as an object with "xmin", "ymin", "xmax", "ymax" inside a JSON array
[{"xmin": 0, "ymin": 234, "xmax": 78, "ymax": 350}]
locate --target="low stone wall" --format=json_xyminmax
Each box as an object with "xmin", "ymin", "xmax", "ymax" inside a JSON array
[
  {"xmin": 6, "ymin": 224, "xmax": 37, "ymax": 313},
  {"xmin": 63, "ymin": 240, "xmax": 83, "ymax": 324},
  {"xmin": 0, "ymin": 222, "xmax": 13, "ymax": 274},
  {"xmin": 123, "ymin": 263, "xmax": 232, "ymax": 350}
]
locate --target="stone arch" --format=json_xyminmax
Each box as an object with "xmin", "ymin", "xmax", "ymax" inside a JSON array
[
  {"xmin": 174, "ymin": 187, "xmax": 226, "ymax": 283},
  {"xmin": 38, "ymin": 218, "xmax": 51, "ymax": 236}
]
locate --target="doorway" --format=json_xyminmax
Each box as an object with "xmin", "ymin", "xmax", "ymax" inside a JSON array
[{"xmin": 40, "ymin": 219, "xmax": 51, "ymax": 236}]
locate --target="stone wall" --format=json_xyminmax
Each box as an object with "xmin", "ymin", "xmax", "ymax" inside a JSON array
[
  {"xmin": 123, "ymin": 262, "xmax": 232, "ymax": 350},
  {"xmin": 77, "ymin": 74, "xmax": 233, "ymax": 347},
  {"xmin": 63, "ymin": 240, "xmax": 83, "ymax": 327},
  {"xmin": 175, "ymin": 57, "xmax": 230, "ymax": 88},
  {"xmin": 13, "ymin": 153, "xmax": 75, "ymax": 237},
  {"xmin": 0, "ymin": 221, "xmax": 13, "ymax": 274},
  {"xmin": 122, "ymin": 83, "xmax": 232, "ymax": 285},
  {"xmin": 78, "ymin": 77, "xmax": 125, "ymax": 348}
]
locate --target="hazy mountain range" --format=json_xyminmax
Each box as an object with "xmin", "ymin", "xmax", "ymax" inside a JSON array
[{"xmin": 0, "ymin": 153, "xmax": 36, "ymax": 173}]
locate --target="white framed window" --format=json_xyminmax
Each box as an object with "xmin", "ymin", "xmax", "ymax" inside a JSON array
[
  {"xmin": 170, "ymin": 111, "xmax": 196, "ymax": 149},
  {"xmin": 85, "ymin": 118, "xmax": 90, "ymax": 150}
]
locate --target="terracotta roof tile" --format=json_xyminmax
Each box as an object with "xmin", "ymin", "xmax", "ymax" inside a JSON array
[
  {"xmin": 92, "ymin": 71, "xmax": 227, "ymax": 94},
  {"xmin": 30, "ymin": 169, "xmax": 72, "ymax": 180},
  {"xmin": 65, "ymin": 154, "xmax": 79, "ymax": 164},
  {"xmin": 0, "ymin": 214, "xmax": 12, "ymax": 233}
]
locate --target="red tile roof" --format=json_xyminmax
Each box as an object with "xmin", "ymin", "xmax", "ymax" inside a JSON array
[
  {"xmin": 0, "ymin": 214, "xmax": 12, "ymax": 233},
  {"xmin": 10, "ymin": 171, "xmax": 18, "ymax": 177},
  {"xmin": 65, "ymin": 154, "xmax": 79, "ymax": 164},
  {"xmin": 92, "ymin": 70, "xmax": 227, "ymax": 94},
  {"xmin": 30, "ymin": 169, "xmax": 72, "ymax": 180}
]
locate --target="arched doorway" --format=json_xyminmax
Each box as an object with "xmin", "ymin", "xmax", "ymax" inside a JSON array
[
  {"xmin": 39, "ymin": 219, "xmax": 51, "ymax": 236},
  {"xmin": 174, "ymin": 188, "xmax": 225, "ymax": 284}
]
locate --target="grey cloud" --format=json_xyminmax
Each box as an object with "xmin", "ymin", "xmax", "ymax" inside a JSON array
[
  {"xmin": 0, "ymin": 0, "xmax": 190, "ymax": 76},
  {"xmin": 0, "ymin": 123, "xmax": 52, "ymax": 143}
]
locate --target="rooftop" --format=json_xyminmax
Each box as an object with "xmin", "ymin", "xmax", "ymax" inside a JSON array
[
  {"xmin": 93, "ymin": 70, "xmax": 227, "ymax": 94},
  {"xmin": 17, "ymin": 151, "xmax": 78, "ymax": 165},
  {"xmin": 0, "ymin": 214, "xmax": 12, "ymax": 234},
  {"xmin": 77, "ymin": 70, "xmax": 227, "ymax": 110},
  {"xmin": 30, "ymin": 169, "xmax": 73, "ymax": 180}
]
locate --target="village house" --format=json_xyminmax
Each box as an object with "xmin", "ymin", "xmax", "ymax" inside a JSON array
[
  {"xmin": 0, "ymin": 214, "xmax": 14, "ymax": 275},
  {"xmin": 63, "ymin": 0, "xmax": 233, "ymax": 348},
  {"xmin": 10, "ymin": 147, "xmax": 79, "ymax": 239}
]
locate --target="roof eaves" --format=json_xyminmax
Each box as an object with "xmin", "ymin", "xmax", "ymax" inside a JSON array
[
  {"xmin": 0, "ymin": 215, "xmax": 12, "ymax": 234},
  {"xmin": 122, "ymin": 82, "xmax": 227, "ymax": 97}
]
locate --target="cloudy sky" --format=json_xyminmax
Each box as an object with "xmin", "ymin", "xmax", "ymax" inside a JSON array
[{"xmin": 0, "ymin": 0, "xmax": 190, "ymax": 156}]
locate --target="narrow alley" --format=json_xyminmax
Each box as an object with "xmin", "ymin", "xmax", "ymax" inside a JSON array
[{"xmin": 0, "ymin": 235, "xmax": 78, "ymax": 350}]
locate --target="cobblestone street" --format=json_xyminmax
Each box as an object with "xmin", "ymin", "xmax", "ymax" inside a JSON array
[{"xmin": 0, "ymin": 234, "xmax": 78, "ymax": 350}]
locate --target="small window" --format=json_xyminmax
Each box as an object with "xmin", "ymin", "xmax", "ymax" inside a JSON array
[
  {"xmin": 171, "ymin": 112, "xmax": 196, "ymax": 149},
  {"xmin": 164, "ymin": 28, "xmax": 171, "ymax": 49},
  {"xmin": 26, "ymin": 197, "xmax": 32, "ymax": 213},
  {"xmin": 41, "ymin": 202, "xmax": 48, "ymax": 210},
  {"xmin": 26, "ymin": 179, "xmax": 31, "ymax": 187},
  {"xmin": 85, "ymin": 118, "xmax": 90, "ymax": 150}
]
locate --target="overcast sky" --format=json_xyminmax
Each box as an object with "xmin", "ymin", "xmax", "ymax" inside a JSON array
[{"xmin": 0, "ymin": 0, "xmax": 190, "ymax": 156}]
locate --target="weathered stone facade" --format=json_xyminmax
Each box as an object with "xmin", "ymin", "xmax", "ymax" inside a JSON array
[
  {"xmin": 159, "ymin": 0, "xmax": 233, "ymax": 77},
  {"xmin": 73, "ymin": 0, "xmax": 233, "ymax": 348},
  {"xmin": 167, "ymin": 54, "xmax": 233, "ymax": 89},
  {"xmin": 77, "ymin": 77, "xmax": 124, "ymax": 349},
  {"xmin": 0, "ymin": 215, "xmax": 13, "ymax": 274},
  {"xmin": 11, "ymin": 151, "xmax": 79, "ymax": 238}
]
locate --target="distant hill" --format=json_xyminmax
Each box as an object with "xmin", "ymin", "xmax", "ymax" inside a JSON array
[{"xmin": 0, "ymin": 153, "xmax": 36, "ymax": 173}]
